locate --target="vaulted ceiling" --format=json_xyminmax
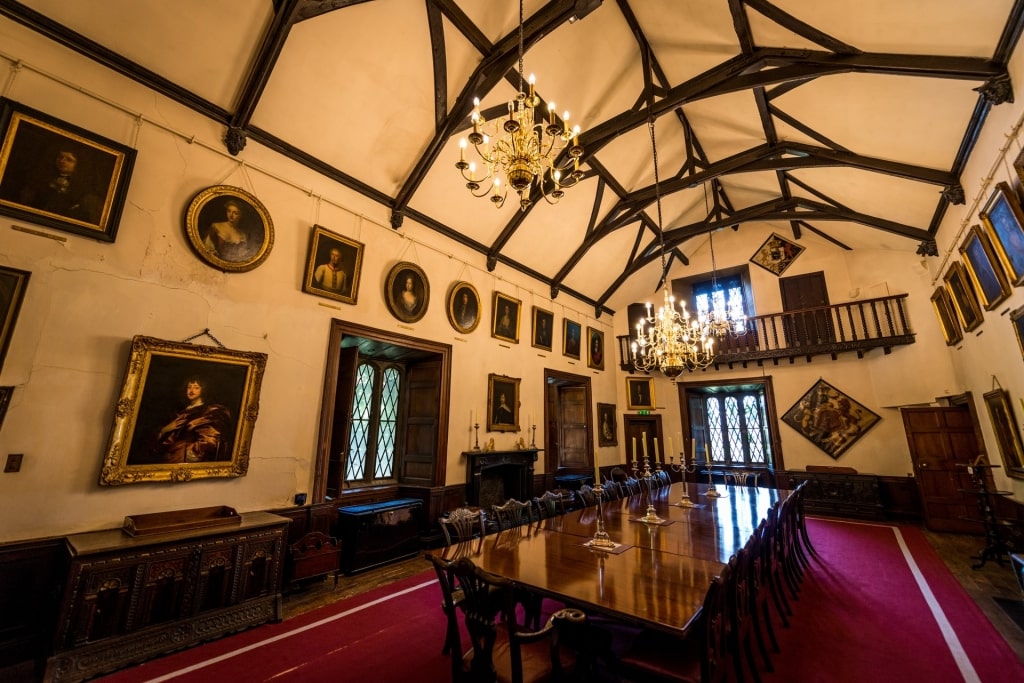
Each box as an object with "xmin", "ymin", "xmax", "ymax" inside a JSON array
[{"xmin": 4, "ymin": 0, "xmax": 1022, "ymax": 316}]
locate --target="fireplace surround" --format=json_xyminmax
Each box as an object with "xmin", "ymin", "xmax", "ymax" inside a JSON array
[{"xmin": 464, "ymin": 449, "xmax": 539, "ymax": 509}]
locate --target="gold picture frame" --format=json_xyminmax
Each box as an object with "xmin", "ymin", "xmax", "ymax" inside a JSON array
[
  {"xmin": 184, "ymin": 185, "xmax": 274, "ymax": 272},
  {"xmin": 531, "ymin": 306, "xmax": 554, "ymax": 351},
  {"xmin": 492, "ymin": 291, "xmax": 521, "ymax": 343},
  {"xmin": 0, "ymin": 98, "xmax": 136, "ymax": 242},
  {"xmin": 487, "ymin": 373, "xmax": 520, "ymax": 432},
  {"xmin": 385, "ymin": 261, "xmax": 429, "ymax": 323},
  {"xmin": 979, "ymin": 181, "xmax": 1024, "ymax": 286},
  {"xmin": 563, "ymin": 318, "xmax": 581, "ymax": 359},
  {"xmin": 99, "ymin": 336, "xmax": 268, "ymax": 485},
  {"xmin": 982, "ymin": 388, "xmax": 1024, "ymax": 479},
  {"xmin": 587, "ymin": 326, "xmax": 605, "ymax": 370},
  {"xmin": 302, "ymin": 224, "xmax": 364, "ymax": 305},
  {"xmin": 943, "ymin": 260, "xmax": 983, "ymax": 332},
  {"xmin": 626, "ymin": 376, "xmax": 655, "ymax": 410},
  {"xmin": 959, "ymin": 225, "xmax": 1010, "ymax": 310},
  {"xmin": 0, "ymin": 265, "xmax": 30, "ymax": 372},
  {"xmin": 930, "ymin": 286, "xmax": 962, "ymax": 346},
  {"xmin": 447, "ymin": 281, "xmax": 481, "ymax": 334}
]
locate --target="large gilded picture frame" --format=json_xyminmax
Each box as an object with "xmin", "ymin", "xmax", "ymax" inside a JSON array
[
  {"xmin": 982, "ymin": 389, "xmax": 1024, "ymax": 479},
  {"xmin": 930, "ymin": 286, "xmax": 962, "ymax": 346},
  {"xmin": 184, "ymin": 185, "xmax": 274, "ymax": 272},
  {"xmin": 100, "ymin": 336, "xmax": 268, "ymax": 485},
  {"xmin": 959, "ymin": 225, "xmax": 1010, "ymax": 310},
  {"xmin": 781, "ymin": 379, "xmax": 880, "ymax": 459},
  {"xmin": 943, "ymin": 260, "xmax": 983, "ymax": 332},
  {"xmin": 979, "ymin": 181, "xmax": 1024, "ymax": 286},
  {"xmin": 385, "ymin": 261, "xmax": 429, "ymax": 323},
  {"xmin": 487, "ymin": 373, "xmax": 520, "ymax": 433},
  {"xmin": 0, "ymin": 98, "xmax": 136, "ymax": 242},
  {"xmin": 492, "ymin": 291, "xmax": 521, "ymax": 344}
]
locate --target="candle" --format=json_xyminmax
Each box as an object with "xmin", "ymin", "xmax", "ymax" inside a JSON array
[
  {"xmin": 594, "ymin": 450, "xmax": 601, "ymax": 486},
  {"xmin": 475, "ymin": 409, "xmax": 479, "ymax": 424},
  {"xmin": 632, "ymin": 437, "xmax": 637, "ymax": 463},
  {"xmin": 666, "ymin": 436, "xmax": 673, "ymax": 459},
  {"xmin": 642, "ymin": 432, "xmax": 648, "ymax": 460},
  {"xmin": 691, "ymin": 438, "xmax": 696, "ymax": 460},
  {"xmin": 654, "ymin": 438, "xmax": 660, "ymax": 464}
]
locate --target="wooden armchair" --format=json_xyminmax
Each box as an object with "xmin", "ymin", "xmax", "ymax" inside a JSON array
[
  {"xmin": 424, "ymin": 552, "xmax": 464, "ymax": 657},
  {"xmin": 491, "ymin": 498, "xmax": 534, "ymax": 531},
  {"xmin": 449, "ymin": 556, "xmax": 588, "ymax": 683},
  {"xmin": 533, "ymin": 490, "xmax": 568, "ymax": 519},
  {"xmin": 440, "ymin": 506, "xmax": 486, "ymax": 547}
]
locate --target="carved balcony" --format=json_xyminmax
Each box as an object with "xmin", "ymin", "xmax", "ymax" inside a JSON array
[{"xmin": 618, "ymin": 293, "xmax": 915, "ymax": 372}]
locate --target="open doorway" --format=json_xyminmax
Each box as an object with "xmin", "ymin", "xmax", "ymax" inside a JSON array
[{"xmin": 543, "ymin": 368, "xmax": 593, "ymax": 482}]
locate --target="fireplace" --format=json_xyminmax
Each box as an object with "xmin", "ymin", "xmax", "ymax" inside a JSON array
[{"xmin": 465, "ymin": 449, "xmax": 539, "ymax": 509}]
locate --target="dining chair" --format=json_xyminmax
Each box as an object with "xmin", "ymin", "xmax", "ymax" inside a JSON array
[
  {"xmin": 577, "ymin": 484, "xmax": 598, "ymax": 507},
  {"xmin": 727, "ymin": 548, "xmax": 762, "ymax": 683},
  {"xmin": 746, "ymin": 522, "xmax": 778, "ymax": 670},
  {"xmin": 449, "ymin": 556, "xmax": 586, "ymax": 683},
  {"xmin": 623, "ymin": 478, "xmax": 642, "ymax": 497},
  {"xmin": 791, "ymin": 481, "xmax": 817, "ymax": 557},
  {"xmin": 440, "ymin": 506, "xmax": 486, "ymax": 547},
  {"xmin": 613, "ymin": 562, "xmax": 735, "ymax": 683},
  {"xmin": 761, "ymin": 505, "xmax": 793, "ymax": 624},
  {"xmin": 491, "ymin": 498, "xmax": 534, "ymax": 531},
  {"xmin": 533, "ymin": 490, "xmax": 568, "ymax": 520},
  {"xmin": 424, "ymin": 552, "xmax": 464, "ymax": 657}
]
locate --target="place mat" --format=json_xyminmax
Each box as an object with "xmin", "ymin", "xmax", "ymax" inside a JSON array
[
  {"xmin": 669, "ymin": 501, "xmax": 706, "ymax": 509},
  {"xmin": 580, "ymin": 539, "xmax": 631, "ymax": 554},
  {"xmin": 627, "ymin": 516, "xmax": 675, "ymax": 526}
]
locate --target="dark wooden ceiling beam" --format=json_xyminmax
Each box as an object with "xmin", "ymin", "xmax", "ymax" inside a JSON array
[
  {"xmin": 295, "ymin": 0, "xmax": 375, "ymax": 22},
  {"xmin": 797, "ymin": 220, "xmax": 852, "ymax": 250},
  {"xmin": 728, "ymin": 0, "xmax": 755, "ymax": 55},
  {"xmin": 743, "ymin": 0, "xmax": 861, "ymax": 54},
  {"xmin": 426, "ymin": 1, "xmax": 448, "ymax": 130}
]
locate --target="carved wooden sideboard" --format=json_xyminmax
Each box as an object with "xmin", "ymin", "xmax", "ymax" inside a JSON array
[
  {"xmin": 786, "ymin": 469, "xmax": 885, "ymax": 520},
  {"xmin": 44, "ymin": 511, "xmax": 290, "ymax": 683}
]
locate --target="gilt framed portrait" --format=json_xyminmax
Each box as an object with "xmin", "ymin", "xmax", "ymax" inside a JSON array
[
  {"xmin": 0, "ymin": 386, "xmax": 12, "ymax": 433},
  {"xmin": 959, "ymin": 225, "xmax": 1010, "ymax": 310},
  {"xmin": 0, "ymin": 98, "xmax": 136, "ymax": 242},
  {"xmin": 1011, "ymin": 305, "xmax": 1024, "ymax": 361},
  {"xmin": 447, "ymin": 281, "xmax": 481, "ymax": 334},
  {"xmin": 930, "ymin": 286, "xmax": 962, "ymax": 347},
  {"xmin": 781, "ymin": 379, "xmax": 880, "ymax": 459},
  {"xmin": 979, "ymin": 181, "xmax": 1024, "ymax": 286},
  {"xmin": 99, "ymin": 336, "xmax": 268, "ymax": 486},
  {"xmin": 626, "ymin": 376, "xmax": 655, "ymax": 410},
  {"xmin": 184, "ymin": 185, "xmax": 274, "ymax": 272},
  {"xmin": 597, "ymin": 402, "xmax": 617, "ymax": 447},
  {"xmin": 487, "ymin": 373, "xmax": 520, "ymax": 432},
  {"xmin": 982, "ymin": 389, "xmax": 1024, "ymax": 479},
  {"xmin": 492, "ymin": 291, "xmax": 521, "ymax": 343},
  {"xmin": 302, "ymin": 224, "xmax": 363, "ymax": 305},
  {"xmin": 0, "ymin": 265, "xmax": 30, "ymax": 372},
  {"xmin": 385, "ymin": 262, "xmax": 429, "ymax": 323},
  {"xmin": 943, "ymin": 261, "xmax": 983, "ymax": 332},
  {"xmin": 563, "ymin": 319, "xmax": 582, "ymax": 359},
  {"xmin": 750, "ymin": 232, "xmax": 804, "ymax": 276},
  {"xmin": 587, "ymin": 326, "xmax": 605, "ymax": 371},
  {"xmin": 532, "ymin": 306, "xmax": 554, "ymax": 351}
]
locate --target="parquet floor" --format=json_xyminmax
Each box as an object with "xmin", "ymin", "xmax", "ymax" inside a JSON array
[{"xmin": 281, "ymin": 523, "xmax": 1024, "ymax": 664}]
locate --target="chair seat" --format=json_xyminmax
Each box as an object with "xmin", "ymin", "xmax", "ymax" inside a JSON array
[
  {"xmin": 460, "ymin": 622, "xmax": 577, "ymax": 683},
  {"xmin": 617, "ymin": 630, "xmax": 702, "ymax": 683}
]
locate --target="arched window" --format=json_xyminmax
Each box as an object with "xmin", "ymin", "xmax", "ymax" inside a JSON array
[
  {"xmin": 346, "ymin": 361, "xmax": 402, "ymax": 483},
  {"xmin": 684, "ymin": 379, "xmax": 780, "ymax": 471}
]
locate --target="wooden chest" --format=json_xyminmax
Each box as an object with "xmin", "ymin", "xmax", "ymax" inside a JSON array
[{"xmin": 337, "ymin": 499, "xmax": 422, "ymax": 574}]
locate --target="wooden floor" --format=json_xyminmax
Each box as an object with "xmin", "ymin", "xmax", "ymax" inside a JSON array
[{"xmin": 282, "ymin": 522, "xmax": 1024, "ymax": 664}]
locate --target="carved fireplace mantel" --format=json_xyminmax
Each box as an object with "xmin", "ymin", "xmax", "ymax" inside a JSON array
[{"xmin": 464, "ymin": 449, "xmax": 540, "ymax": 509}]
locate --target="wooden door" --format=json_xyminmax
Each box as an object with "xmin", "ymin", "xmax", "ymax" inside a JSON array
[
  {"xmin": 558, "ymin": 386, "xmax": 590, "ymax": 470},
  {"xmin": 326, "ymin": 346, "xmax": 359, "ymax": 498},
  {"xmin": 623, "ymin": 414, "xmax": 664, "ymax": 470},
  {"xmin": 402, "ymin": 360, "xmax": 440, "ymax": 485},
  {"xmin": 780, "ymin": 271, "xmax": 832, "ymax": 346},
  {"xmin": 901, "ymin": 405, "xmax": 982, "ymax": 533}
]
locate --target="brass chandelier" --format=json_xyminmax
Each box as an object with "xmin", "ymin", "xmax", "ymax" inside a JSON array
[
  {"xmin": 455, "ymin": 0, "xmax": 584, "ymax": 210},
  {"xmin": 632, "ymin": 117, "xmax": 716, "ymax": 380}
]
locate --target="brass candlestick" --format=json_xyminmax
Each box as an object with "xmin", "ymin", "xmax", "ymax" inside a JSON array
[
  {"xmin": 473, "ymin": 422, "xmax": 480, "ymax": 451},
  {"xmin": 530, "ymin": 424, "xmax": 537, "ymax": 448},
  {"xmin": 666, "ymin": 452, "xmax": 699, "ymax": 508},
  {"xmin": 703, "ymin": 466, "xmax": 725, "ymax": 498},
  {"xmin": 586, "ymin": 483, "xmax": 617, "ymax": 549}
]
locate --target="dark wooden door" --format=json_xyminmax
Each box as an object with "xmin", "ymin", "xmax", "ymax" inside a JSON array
[
  {"xmin": 326, "ymin": 346, "xmax": 359, "ymax": 498},
  {"xmin": 402, "ymin": 360, "xmax": 440, "ymax": 486},
  {"xmin": 780, "ymin": 271, "xmax": 832, "ymax": 346},
  {"xmin": 901, "ymin": 405, "xmax": 982, "ymax": 533},
  {"xmin": 558, "ymin": 386, "xmax": 590, "ymax": 470},
  {"xmin": 623, "ymin": 414, "xmax": 664, "ymax": 470}
]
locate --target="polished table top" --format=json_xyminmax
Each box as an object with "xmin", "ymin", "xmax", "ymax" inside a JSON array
[{"xmin": 444, "ymin": 481, "xmax": 790, "ymax": 637}]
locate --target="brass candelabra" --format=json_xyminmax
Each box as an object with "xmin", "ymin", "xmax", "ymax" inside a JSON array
[
  {"xmin": 586, "ymin": 483, "xmax": 617, "ymax": 550},
  {"xmin": 664, "ymin": 451, "xmax": 700, "ymax": 508},
  {"xmin": 630, "ymin": 454, "xmax": 665, "ymax": 524},
  {"xmin": 473, "ymin": 422, "xmax": 480, "ymax": 451}
]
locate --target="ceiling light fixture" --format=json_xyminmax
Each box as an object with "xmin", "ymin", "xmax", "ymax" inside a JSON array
[
  {"xmin": 632, "ymin": 117, "xmax": 716, "ymax": 380},
  {"xmin": 455, "ymin": 0, "xmax": 584, "ymax": 210},
  {"xmin": 700, "ymin": 187, "xmax": 747, "ymax": 339}
]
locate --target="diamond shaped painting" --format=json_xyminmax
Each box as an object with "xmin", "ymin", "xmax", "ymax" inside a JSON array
[
  {"xmin": 750, "ymin": 232, "xmax": 805, "ymax": 276},
  {"xmin": 781, "ymin": 379, "xmax": 880, "ymax": 459}
]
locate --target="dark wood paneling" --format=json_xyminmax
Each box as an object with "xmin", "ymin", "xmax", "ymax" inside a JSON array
[
  {"xmin": 0, "ymin": 538, "xmax": 64, "ymax": 675},
  {"xmin": 879, "ymin": 475, "xmax": 923, "ymax": 522}
]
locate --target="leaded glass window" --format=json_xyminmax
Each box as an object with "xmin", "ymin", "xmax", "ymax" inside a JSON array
[
  {"xmin": 346, "ymin": 360, "xmax": 402, "ymax": 484},
  {"xmin": 694, "ymin": 387, "xmax": 774, "ymax": 469}
]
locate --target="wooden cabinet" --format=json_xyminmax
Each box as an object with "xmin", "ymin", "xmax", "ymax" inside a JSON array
[
  {"xmin": 45, "ymin": 512, "xmax": 289, "ymax": 683},
  {"xmin": 786, "ymin": 470, "xmax": 884, "ymax": 520},
  {"xmin": 337, "ymin": 499, "xmax": 422, "ymax": 574}
]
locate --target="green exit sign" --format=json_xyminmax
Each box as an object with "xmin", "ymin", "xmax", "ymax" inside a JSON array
[{"xmin": 637, "ymin": 410, "xmax": 650, "ymax": 415}]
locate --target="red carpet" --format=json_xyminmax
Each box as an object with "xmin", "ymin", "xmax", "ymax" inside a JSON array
[{"xmin": 97, "ymin": 519, "xmax": 1024, "ymax": 683}]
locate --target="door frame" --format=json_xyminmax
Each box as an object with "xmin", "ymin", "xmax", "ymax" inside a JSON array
[{"xmin": 543, "ymin": 368, "xmax": 593, "ymax": 477}]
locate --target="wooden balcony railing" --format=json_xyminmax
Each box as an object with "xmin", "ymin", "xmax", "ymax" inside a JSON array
[{"xmin": 618, "ymin": 293, "xmax": 915, "ymax": 371}]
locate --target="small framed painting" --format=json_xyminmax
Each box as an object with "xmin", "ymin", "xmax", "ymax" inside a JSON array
[
  {"xmin": 385, "ymin": 262, "xmax": 429, "ymax": 323},
  {"xmin": 587, "ymin": 326, "xmax": 605, "ymax": 371},
  {"xmin": 447, "ymin": 281, "xmax": 481, "ymax": 334},
  {"xmin": 943, "ymin": 261, "xmax": 983, "ymax": 332},
  {"xmin": 184, "ymin": 185, "xmax": 274, "ymax": 272},
  {"xmin": 979, "ymin": 181, "xmax": 1024, "ymax": 286},
  {"xmin": 0, "ymin": 98, "xmax": 136, "ymax": 242},
  {"xmin": 626, "ymin": 376, "xmax": 655, "ymax": 410},
  {"xmin": 930, "ymin": 286, "xmax": 962, "ymax": 346},
  {"xmin": 492, "ymin": 291, "xmax": 521, "ymax": 343},
  {"xmin": 982, "ymin": 389, "xmax": 1024, "ymax": 479},
  {"xmin": 597, "ymin": 402, "xmax": 617, "ymax": 446},
  {"xmin": 959, "ymin": 225, "xmax": 1010, "ymax": 310},
  {"xmin": 750, "ymin": 232, "xmax": 804, "ymax": 276},
  {"xmin": 531, "ymin": 306, "xmax": 554, "ymax": 351},
  {"xmin": 563, "ymin": 319, "xmax": 581, "ymax": 359},
  {"xmin": 1010, "ymin": 305, "xmax": 1024, "ymax": 361},
  {"xmin": 302, "ymin": 224, "xmax": 363, "ymax": 305},
  {"xmin": 487, "ymin": 373, "xmax": 520, "ymax": 432},
  {"xmin": 0, "ymin": 265, "xmax": 30, "ymax": 371},
  {"xmin": 99, "ymin": 336, "xmax": 268, "ymax": 485}
]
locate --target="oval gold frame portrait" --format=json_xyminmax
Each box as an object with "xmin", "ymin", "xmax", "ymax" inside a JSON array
[
  {"xmin": 385, "ymin": 261, "xmax": 430, "ymax": 323},
  {"xmin": 184, "ymin": 185, "xmax": 274, "ymax": 272},
  {"xmin": 447, "ymin": 281, "xmax": 481, "ymax": 334}
]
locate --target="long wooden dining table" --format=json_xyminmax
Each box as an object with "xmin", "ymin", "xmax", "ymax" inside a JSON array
[{"xmin": 441, "ymin": 481, "xmax": 791, "ymax": 638}]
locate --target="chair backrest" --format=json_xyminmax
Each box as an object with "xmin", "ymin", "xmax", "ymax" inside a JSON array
[
  {"xmin": 609, "ymin": 466, "xmax": 628, "ymax": 483},
  {"xmin": 577, "ymin": 484, "xmax": 597, "ymax": 507},
  {"xmin": 655, "ymin": 469, "xmax": 671, "ymax": 488},
  {"xmin": 439, "ymin": 506, "xmax": 486, "ymax": 547},
  {"xmin": 491, "ymin": 498, "xmax": 533, "ymax": 531},
  {"xmin": 700, "ymin": 563, "xmax": 734, "ymax": 683},
  {"xmin": 533, "ymin": 490, "xmax": 568, "ymax": 519},
  {"xmin": 623, "ymin": 477, "xmax": 642, "ymax": 496}
]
